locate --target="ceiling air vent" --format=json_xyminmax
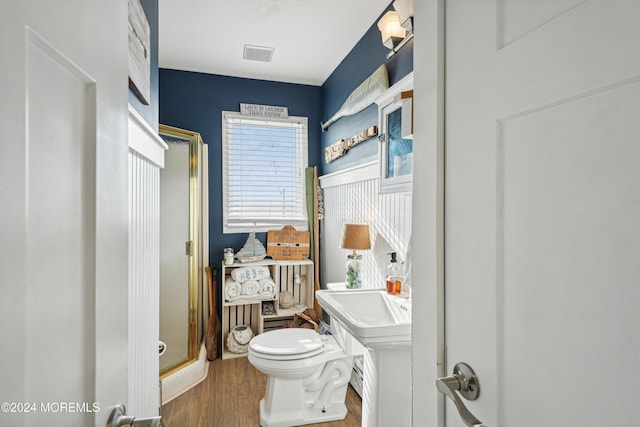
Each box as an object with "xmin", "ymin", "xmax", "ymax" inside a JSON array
[{"xmin": 243, "ymin": 44, "xmax": 275, "ymax": 63}]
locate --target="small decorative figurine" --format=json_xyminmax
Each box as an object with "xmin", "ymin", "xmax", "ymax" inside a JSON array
[
  {"xmin": 279, "ymin": 291, "xmax": 294, "ymax": 309},
  {"xmin": 236, "ymin": 231, "xmax": 267, "ymax": 263},
  {"xmin": 223, "ymin": 247, "xmax": 234, "ymax": 265},
  {"xmin": 262, "ymin": 302, "xmax": 274, "ymax": 316}
]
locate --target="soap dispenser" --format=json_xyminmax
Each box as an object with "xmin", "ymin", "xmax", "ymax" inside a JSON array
[{"xmin": 386, "ymin": 252, "xmax": 402, "ymax": 295}]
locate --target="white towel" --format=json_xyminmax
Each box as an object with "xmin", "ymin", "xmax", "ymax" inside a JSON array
[
  {"xmin": 242, "ymin": 280, "xmax": 260, "ymax": 297},
  {"xmin": 258, "ymin": 278, "xmax": 276, "ymax": 298},
  {"xmin": 231, "ymin": 266, "xmax": 271, "ymax": 283},
  {"xmin": 225, "ymin": 279, "xmax": 241, "ymax": 301}
]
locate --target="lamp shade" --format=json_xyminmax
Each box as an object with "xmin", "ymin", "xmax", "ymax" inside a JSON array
[
  {"xmin": 377, "ymin": 11, "xmax": 406, "ymax": 48},
  {"xmin": 340, "ymin": 223, "xmax": 371, "ymax": 250},
  {"xmin": 393, "ymin": 0, "xmax": 414, "ymax": 29}
]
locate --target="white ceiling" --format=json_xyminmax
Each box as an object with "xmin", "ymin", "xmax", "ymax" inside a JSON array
[{"xmin": 158, "ymin": 0, "xmax": 392, "ymax": 86}]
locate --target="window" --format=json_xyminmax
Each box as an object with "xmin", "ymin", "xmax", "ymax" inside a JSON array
[{"xmin": 222, "ymin": 111, "xmax": 309, "ymax": 233}]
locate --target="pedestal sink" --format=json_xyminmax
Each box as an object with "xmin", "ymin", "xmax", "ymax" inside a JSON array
[{"xmin": 316, "ymin": 289, "xmax": 412, "ymax": 427}]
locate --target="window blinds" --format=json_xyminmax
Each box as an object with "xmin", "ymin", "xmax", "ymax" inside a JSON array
[{"xmin": 222, "ymin": 112, "xmax": 308, "ymax": 233}]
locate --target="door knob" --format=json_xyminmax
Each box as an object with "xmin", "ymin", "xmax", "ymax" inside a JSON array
[
  {"xmin": 436, "ymin": 362, "xmax": 487, "ymax": 427},
  {"xmin": 106, "ymin": 404, "xmax": 162, "ymax": 427}
]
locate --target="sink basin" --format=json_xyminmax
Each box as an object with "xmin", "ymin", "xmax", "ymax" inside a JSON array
[{"xmin": 316, "ymin": 288, "xmax": 411, "ymax": 346}]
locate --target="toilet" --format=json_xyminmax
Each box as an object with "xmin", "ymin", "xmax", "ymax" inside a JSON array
[{"xmin": 248, "ymin": 328, "xmax": 355, "ymax": 427}]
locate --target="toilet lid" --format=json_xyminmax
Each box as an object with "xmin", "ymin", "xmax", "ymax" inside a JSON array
[{"xmin": 250, "ymin": 328, "xmax": 324, "ymax": 357}]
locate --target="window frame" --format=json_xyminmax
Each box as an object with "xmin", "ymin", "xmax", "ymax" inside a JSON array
[{"xmin": 221, "ymin": 111, "xmax": 309, "ymax": 234}]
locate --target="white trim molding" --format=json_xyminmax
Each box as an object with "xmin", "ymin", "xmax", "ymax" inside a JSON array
[
  {"xmin": 319, "ymin": 160, "xmax": 377, "ymax": 189},
  {"xmin": 161, "ymin": 344, "xmax": 210, "ymax": 404},
  {"xmin": 128, "ymin": 105, "xmax": 168, "ymax": 168}
]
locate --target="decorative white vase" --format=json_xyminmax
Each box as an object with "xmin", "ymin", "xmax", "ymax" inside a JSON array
[{"xmin": 226, "ymin": 325, "xmax": 254, "ymax": 353}]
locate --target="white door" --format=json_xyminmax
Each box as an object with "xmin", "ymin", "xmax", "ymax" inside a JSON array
[
  {"xmin": 443, "ymin": 0, "xmax": 640, "ymax": 426},
  {"xmin": 0, "ymin": 1, "xmax": 130, "ymax": 426}
]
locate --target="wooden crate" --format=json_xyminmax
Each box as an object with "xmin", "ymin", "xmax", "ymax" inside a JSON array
[
  {"xmin": 262, "ymin": 317, "xmax": 292, "ymax": 332},
  {"xmin": 260, "ymin": 260, "xmax": 315, "ymax": 331},
  {"xmin": 221, "ymin": 303, "xmax": 260, "ymax": 359},
  {"xmin": 275, "ymin": 260, "xmax": 313, "ymax": 312},
  {"xmin": 219, "ymin": 259, "xmax": 314, "ymax": 357},
  {"xmin": 267, "ymin": 225, "xmax": 310, "ymax": 260}
]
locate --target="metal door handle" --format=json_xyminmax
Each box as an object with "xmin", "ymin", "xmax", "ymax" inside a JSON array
[
  {"xmin": 106, "ymin": 404, "xmax": 162, "ymax": 427},
  {"xmin": 436, "ymin": 362, "xmax": 487, "ymax": 427}
]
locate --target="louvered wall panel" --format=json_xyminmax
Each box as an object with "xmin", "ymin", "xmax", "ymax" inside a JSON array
[
  {"xmin": 320, "ymin": 163, "xmax": 412, "ymax": 289},
  {"xmin": 127, "ymin": 108, "xmax": 167, "ymax": 417},
  {"xmin": 128, "ymin": 148, "xmax": 161, "ymax": 416}
]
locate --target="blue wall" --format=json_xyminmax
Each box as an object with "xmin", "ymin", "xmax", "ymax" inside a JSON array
[
  {"xmin": 158, "ymin": 3, "xmax": 413, "ymax": 272},
  {"xmin": 320, "ymin": 6, "xmax": 413, "ymax": 175},
  {"xmin": 129, "ymin": 0, "xmax": 159, "ymax": 129},
  {"xmin": 159, "ymin": 70, "xmax": 323, "ymax": 267}
]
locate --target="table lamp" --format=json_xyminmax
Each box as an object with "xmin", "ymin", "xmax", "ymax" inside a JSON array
[{"xmin": 340, "ymin": 223, "xmax": 371, "ymax": 289}]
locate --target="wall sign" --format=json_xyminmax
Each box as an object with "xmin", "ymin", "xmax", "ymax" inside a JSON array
[
  {"xmin": 325, "ymin": 126, "xmax": 378, "ymax": 164},
  {"xmin": 128, "ymin": 0, "xmax": 151, "ymax": 105},
  {"xmin": 240, "ymin": 103, "xmax": 288, "ymax": 118}
]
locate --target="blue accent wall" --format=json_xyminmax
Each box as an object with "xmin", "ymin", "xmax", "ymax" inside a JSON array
[
  {"xmin": 158, "ymin": 3, "xmax": 413, "ymax": 274},
  {"xmin": 320, "ymin": 5, "xmax": 413, "ymax": 175},
  {"xmin": 129, "ymin": 0, "xmax": 159, "ymax": 129},
  {"xmin": 159, "ymin": 70, "xmax": 323, "ymax": 267}
]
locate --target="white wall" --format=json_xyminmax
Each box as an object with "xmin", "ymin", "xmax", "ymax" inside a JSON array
[{"xmin": 319, "ymin": 161, "xmax": 412, "ymax": 290}]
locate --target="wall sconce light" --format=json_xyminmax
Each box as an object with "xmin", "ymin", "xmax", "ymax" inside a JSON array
[
  {"xmin": 340, "ymin": 223, "xmax": 371, "ymax": 289},
  {"xmin": 378, "ymin": 0, "xmax": 414, "ymax": 59},
  {"xmin": 377, "ymin": 11, "xmax": 406, "ymax": 49}
]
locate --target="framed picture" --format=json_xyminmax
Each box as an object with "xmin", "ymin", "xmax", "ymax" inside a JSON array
[
  {"xmin": 128, "ymin": 0, "xmax": 151, "ymax": 105},
  {"xmin": 376, "ymin": 72, "xmax": 414, "ymax": 193}
]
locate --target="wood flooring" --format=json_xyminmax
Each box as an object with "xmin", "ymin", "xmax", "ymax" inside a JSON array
[{"xmin": 161, "ymin": 356, "xmax": 362, "ymax": 427}]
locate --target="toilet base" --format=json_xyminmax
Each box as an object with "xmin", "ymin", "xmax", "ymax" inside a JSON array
[
  {"xmin": 259, "ymin": 398, "xmax": 348, "ymax": 427},
  {"xmin": 256, "ymin": 356, "xmax": 354, "ymax": 427}
]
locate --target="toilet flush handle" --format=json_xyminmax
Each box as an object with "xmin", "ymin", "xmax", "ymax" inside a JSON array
[{"xmin": 435, "ymin": 362, "xmax": 487, "ymax": 427}]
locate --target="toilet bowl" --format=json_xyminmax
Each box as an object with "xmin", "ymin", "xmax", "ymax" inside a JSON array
[{"xmin": 248, "ymin": 328, "xmax": 355, "ymax": 427}]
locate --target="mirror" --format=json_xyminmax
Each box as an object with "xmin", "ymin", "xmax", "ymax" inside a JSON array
[{"xmin": 158, "ymin": 124, "xmax": 206, "ymax": 376}]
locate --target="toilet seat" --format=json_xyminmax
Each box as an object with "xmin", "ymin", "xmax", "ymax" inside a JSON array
[{"xmin": 250, "ymin": 328, "xmax": 325, "ymax": 360}]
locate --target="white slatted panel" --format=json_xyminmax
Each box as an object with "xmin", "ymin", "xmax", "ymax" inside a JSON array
[
  {"xmin": 320, "ymin": 162, "xmax": 412, "ymax": 289},
  {"xmin": 127, "ymin": 109, "xmax": 167, "ymax": 417},
  {"xmin": 128, "ymin": 149, "xmax": 160, "ymax": 416}
]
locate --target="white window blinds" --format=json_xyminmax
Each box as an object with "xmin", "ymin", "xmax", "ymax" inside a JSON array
[{"xmin": 222, "ymin": 111, "xmax": 309, "ymax": 233}]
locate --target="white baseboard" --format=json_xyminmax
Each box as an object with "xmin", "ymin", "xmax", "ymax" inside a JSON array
[{"xmin": 161, "ymin": 344, "xmax": 209, "ymax": 404}]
